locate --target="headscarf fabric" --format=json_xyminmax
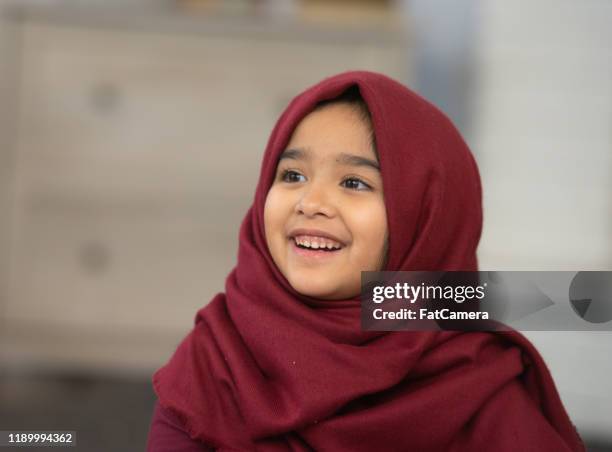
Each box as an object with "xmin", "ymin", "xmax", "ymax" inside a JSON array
[{"xmin": 153, "ymin": 71, "xmax": 584, "ymax": 451}]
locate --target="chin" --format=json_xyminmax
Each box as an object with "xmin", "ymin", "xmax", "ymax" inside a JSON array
[{"xmin": 288, "ymin": 276, "xmax": 340, "ymax": 299}]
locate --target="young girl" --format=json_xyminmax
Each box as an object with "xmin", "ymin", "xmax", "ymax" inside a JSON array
[{"xmin": 146, "ymin": 71, "xmax": 584, "ymax": 451}]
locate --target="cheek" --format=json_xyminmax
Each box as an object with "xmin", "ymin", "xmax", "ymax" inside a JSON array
[
  {"xmin": 348, "ymin": 200, "xmax": 388, "ymax": 253},
  {"xmin": 264, "ymin": 188, "xmax": 291, "ymax": 243},
  {"xmin": 263, "ymin": 192, "xmax": 277, "ymax": 244}
]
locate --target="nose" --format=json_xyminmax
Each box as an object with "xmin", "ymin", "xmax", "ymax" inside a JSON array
[{"xmin": 295, "ymin": 182, "xmax": 336, "ymax": 218}]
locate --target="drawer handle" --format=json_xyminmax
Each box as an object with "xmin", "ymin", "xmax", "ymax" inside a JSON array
[
  {"xmin": 79, "ymin": 241, "xmax": 111, "ymax": 275},
  {"xmin": 90, "ymin": 82, "xmax": 122, "ymax": 115}
]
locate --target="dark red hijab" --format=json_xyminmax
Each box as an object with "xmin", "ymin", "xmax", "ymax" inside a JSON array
[{"xmin": 153, "ymin": 71, "xmax": 584, "ymax": 451}]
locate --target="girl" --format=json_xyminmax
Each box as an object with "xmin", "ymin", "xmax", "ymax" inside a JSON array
[{"xmin": 146, "ymin": 71, "xmax": 584, "ymax": 451}]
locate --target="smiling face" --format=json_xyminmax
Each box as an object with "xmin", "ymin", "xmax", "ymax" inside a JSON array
[{"xmin": 264, "ymin": 102, "xmax": 388, "ymax": 300}]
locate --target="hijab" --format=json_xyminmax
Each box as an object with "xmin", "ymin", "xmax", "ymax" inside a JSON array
[{"xmin": 152, "ymin": 71, "xmax": 584, "ymax": 451}]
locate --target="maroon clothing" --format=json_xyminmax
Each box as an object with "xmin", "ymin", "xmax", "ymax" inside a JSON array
[
  {"xmin": 147, "ymin": 401, "xmax": 213, "ymax": 451},
  {"xmin": 149, "ymin": 71, "xmax": 585, "ymax": 451}
]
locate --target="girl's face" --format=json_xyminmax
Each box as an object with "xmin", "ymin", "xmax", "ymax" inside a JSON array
[{"xmin": 264, "ymin": 103, "xmax": 388, "ymax": 300}]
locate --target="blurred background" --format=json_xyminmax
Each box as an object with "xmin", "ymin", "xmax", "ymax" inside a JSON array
[{"xmin": 0, "ymin": 0, "xmax": 610, "ymax": 450}]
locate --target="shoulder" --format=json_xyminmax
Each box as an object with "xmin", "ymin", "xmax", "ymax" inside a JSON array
[{"xmin": 146, "ymin": 400, "xmax": 215, "ymax": 452}]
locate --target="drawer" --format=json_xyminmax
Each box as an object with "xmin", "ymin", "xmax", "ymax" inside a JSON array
[
  {"xmin": 7, "ymin": 198, "xmax": 245, "ymax": 332},
  {"xmin": 14, "ymin": 22, "xmax": 407, "ymax": 202}
]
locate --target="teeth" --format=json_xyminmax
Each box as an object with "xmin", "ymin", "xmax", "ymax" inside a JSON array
[{"xmin": 294, "ymin": 235, "xmax": 342, "ymax": 250}]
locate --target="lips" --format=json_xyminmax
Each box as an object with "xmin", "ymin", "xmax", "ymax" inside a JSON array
[
  {"xmin": 287, "ymin": 228, "xmax": 347, "ymax": 247},
  {"xmin": 287, "ymin": 228, "xmax": 347, "ymax": 261},
  {"xmin": 289, "ymin": 237, "xmax": 343, "ymax": 259},
  {"xmin": 293, "ymin": 235, "xmax": 343, "ymax": 250}
]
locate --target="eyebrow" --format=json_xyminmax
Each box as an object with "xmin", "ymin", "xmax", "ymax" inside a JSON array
[{"xmin": 278, "ymin": 147, "xmax": 380, "ymax": 172}]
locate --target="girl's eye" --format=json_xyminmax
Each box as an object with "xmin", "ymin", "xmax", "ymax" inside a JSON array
[
  {"xmin": 279, "ymin": 169, "xmax": 372, "ymax": 191},
  {"xmin": 342, "ymin": 177, "xmax": 372, "ymax": 191},
  {"xmin": 280, "ymin": 169, "xmax": 305, "ymax": 183}
]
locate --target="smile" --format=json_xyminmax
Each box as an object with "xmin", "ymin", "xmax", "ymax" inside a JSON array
[
  {"xmin": 293, "ymin": 235, "xmax": 343, "ymax": 250},
  {"xmin": 289, "ymin": 237, "xmax": 344, "ymax": 260}
]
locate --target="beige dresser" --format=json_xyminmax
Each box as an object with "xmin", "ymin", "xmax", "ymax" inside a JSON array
[{"xmin": 0, "ymin": 5, "xmax": 408, "ymax": 375}]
